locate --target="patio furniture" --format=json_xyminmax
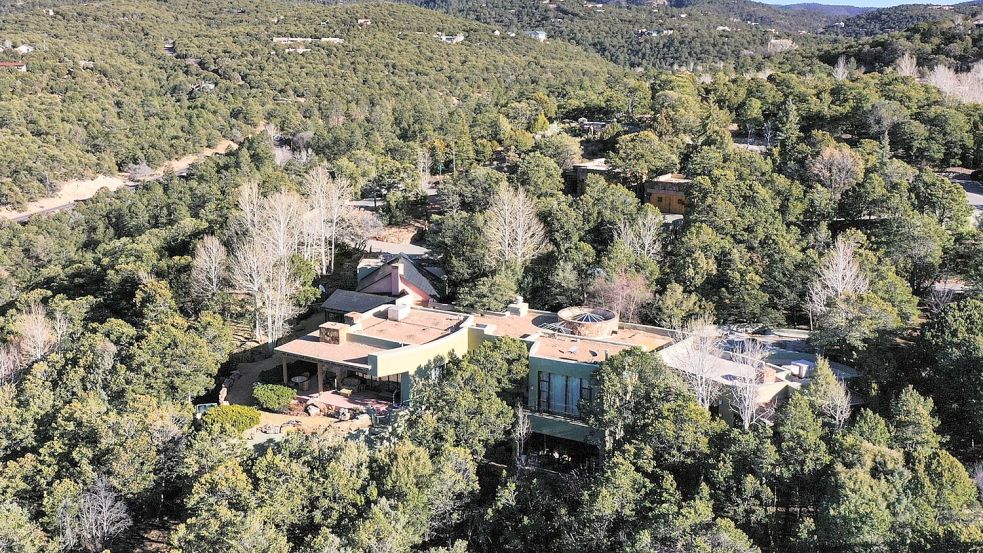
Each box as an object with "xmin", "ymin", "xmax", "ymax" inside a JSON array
[
  {"xmin": 290, "ymin": 374, "xmax": 310, "ymax": 391},
  {"xmin": 339, "ymin": 387, "xmax": 353, "ymax": 398}
]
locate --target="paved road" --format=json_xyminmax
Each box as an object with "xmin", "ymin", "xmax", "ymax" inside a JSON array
[
  {"xmin": 364, "ymin": 239, "xmax": 430, "ymax": 256},
  {"xmin": 959, "ymin": 177, "xmax": 983, "ymax": 224}
]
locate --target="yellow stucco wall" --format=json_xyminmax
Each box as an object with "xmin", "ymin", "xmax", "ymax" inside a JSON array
[{"xmin": 368, "ymin": 326, "xmax": 472, "ymax": 378}]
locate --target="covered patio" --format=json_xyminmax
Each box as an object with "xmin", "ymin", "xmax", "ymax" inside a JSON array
[{"xmin": 274, "ymin": 324, "xmax": 405, "ymax": 416}]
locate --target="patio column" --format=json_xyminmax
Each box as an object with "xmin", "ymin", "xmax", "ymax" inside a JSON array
[
  {"xmin": 281, "ymin": 356, "xmax": 288, "ymax": 385},
  {"xmin": 317, "ymin": 362, "xmax": 324, "ymax": 394}
]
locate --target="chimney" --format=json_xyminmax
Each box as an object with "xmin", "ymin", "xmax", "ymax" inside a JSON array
[
  {"xmin": 390, "ymin": 260, "xmax": 404, "ymax": 295},
  {"xmin": 507, "ymin": 295, "xmax": 529, "ymax": 317},
  {"xmin": 319, "ymin": 322, "xmax": 348, "ymax": 344},
  {"xmin": 344, "ymin": 311, "xmax": 362, "ymax": 325},
  {"xmin": 388, "ymin": 304, "xmax": 411, "ymax": 321}
]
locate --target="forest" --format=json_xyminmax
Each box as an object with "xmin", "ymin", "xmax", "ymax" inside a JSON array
[{"xmin": 1, "ymin": 0, "xmax": 983, "ymax": 551}]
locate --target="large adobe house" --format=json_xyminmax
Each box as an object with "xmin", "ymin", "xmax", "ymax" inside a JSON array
[{"xmin": 275, "ymin": 297, "xmax": 854, "ymax": 444}]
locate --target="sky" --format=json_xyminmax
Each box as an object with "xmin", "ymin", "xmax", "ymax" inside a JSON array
[{"xmin": 763, "ymin": 0, "xmax": 963, "ymax": 6}]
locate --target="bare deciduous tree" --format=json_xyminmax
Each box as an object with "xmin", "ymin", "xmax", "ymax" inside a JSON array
[
  {"xmin": 824, "ymin": 382, "xmax": 852, "ymax": 429},
  {"xmin": 235, "ymin": 178, "xmax": 263, "ymax": 240},
  {"xmin": 730, "ymin": 340, "xmax": 773, "ymax": 431},
  {"xmin": 833, "ymin": 56, "xmax": 849, "ymax": 81},
  {"xmin": 261, "ymin": 257, "xmax": 303, "ymax": 350},
  {"xmin": 807, "ymin": 145, "xmax": 864, "ymax": 201},
  {"xmin": 484, "ymin": 183, "xmax": 546, "ymax": 268},
  {"xmin": 190, "ymin": 235, "xmax": 227, "ymax": 302},
  {"xmin": 52, "ymin": 308, "xmax": 70, "ymax": 350},
  {"xmin": 926, "ymin": 285, "xmax": 954, "ymax": 316},
  {"xmin": 927, "ymin": 62, "xmax": 983, "ymax": 104},
  {"xmin": 230, "ymin": 238, "xmax": 274, "ymax": 340},
  {"xmin": 806, "ymin": 235, "xmax": 870, "ymax": 323},
  {"xmin": 417, "ymin": 149, "xmax": 432, "ymax": 189},
  {"xmin": 342, "ymin": 209, "xmax": 383, "ymax": 251},
  {"xmin": 513, "ymin": 404, "xmax": 531, "ymax": 467},
  {"xmin": 615, "ymin": 207, "xmax": 663, "ymax": 260},
  {"xmin": 589, "ymin": 270, "xmax": 653, "ymax": 323},
  {"xmin": 0, "ymin": 343, "xmax": 23, "ymax": 386},
  {"xmin": 896, "ymin": 52, "xmax": 918, "ymax": 78},
  {"xmin": 58, "ymin": 476, "xmax": 132, "ymax": 553},
  {"xmin": 304, "ymin": 166, "xmax": 354, "ymax": 275},
  {"xmin": 674, "ymin": 315, "xmax": 723, "ymax": 410},
  {"xmin": 259, "ymin": 189, "xmax": 304, "ymax": 260},
  {"xmin": 16, "ymin": 302, "xmax": 54, "ymax": 362}
]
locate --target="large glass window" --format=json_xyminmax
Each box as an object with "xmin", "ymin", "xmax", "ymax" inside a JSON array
[{"xmin": 538, "ymin": 372, "xmax": 592, "ymax": 417}]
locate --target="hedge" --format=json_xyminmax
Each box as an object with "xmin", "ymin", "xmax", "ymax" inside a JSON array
[
  {"xmin": 253, "ymin": 383, "xmax": 296, "ymax": 412},
  {"xmin": 201, "ymin": 405, "xmax": 260, "ymax": 433}
]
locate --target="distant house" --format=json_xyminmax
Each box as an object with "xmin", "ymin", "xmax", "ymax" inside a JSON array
[
  {"xmin": 357, "ymin": 18, "xmax": 372, "ymax": 26},
  {"xmin": 645, "ymin": 173, "xmax": 691, "ymax": 215},
  {"xmin": 438, "ymin": 33, "xmax": 465, "ymax": 44},
  {"xmin": 565, "ymin": 158, "xmax": 610, "ymax": 194},
  {"xmin": 356, "ymin": 253, "xmax": 443, "ymax": 305},
  {"xmin": 641, "ymin": 28, "xmax": 674, "ymax": 37},
  {"xmin": 578, "ymin": 120, "xmax": 609, "ymax": 136},
  {"xmin": 716, "ymin": 26, "xmax": 731, "ymax": 32},
  {"xmin": 974, "ymin": 19, "xmax": 983, "ymax": 27},
  {"xmin": 525, "ymin": 30, "xmax": 547, "ymax": 42},
  {"xmin": 14, "ymin": 45, "xmax": 34, "ymax": 54},
  {"xmin": 0, "ymin": 61, "xmax": 26, "ymax": 72}
]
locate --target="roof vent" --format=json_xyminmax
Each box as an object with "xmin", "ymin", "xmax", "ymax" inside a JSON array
[{"xmin": 388, "ymin": 304, "xmax": 411, "ymax": 321}]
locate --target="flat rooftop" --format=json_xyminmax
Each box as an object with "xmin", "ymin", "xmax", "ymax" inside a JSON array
[
  {"xmin": 473, "ymin": 311, "xmax": 557, "ymax": 339},
  {"xmin": 275, "ymin": 331, "xmax": 388, "ymax": 366},
  {"xmin": 472, "ymin": 311, "xmax": 673, "ymax": 351},
  {"xmin": 659, "ymin": 340, "xmax": 757, "ymax": 384},
  {"xmin": 533, "ymin": 336, "xmax": 631, "ymax": 364},
  {"xmin": 609, "ymin": 327, "xmax": 673, "ymax": 350},
  {"xmin": 357, "ymin": 308, "xmax": 465, "ymax": 345}
]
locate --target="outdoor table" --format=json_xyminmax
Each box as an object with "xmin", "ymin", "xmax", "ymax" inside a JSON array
[{"xmin": 290, "ymin": 374, "xmax": 310, "ymax": 391}]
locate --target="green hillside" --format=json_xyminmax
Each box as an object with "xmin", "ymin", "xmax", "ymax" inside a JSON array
[
  {"xmin": 0, "ymin": 0, "xmax": 625, "ymax": 206},
  {"xmin": 826, "ymin": 3, "xmax": 974, "ymax": 37},
  {"xmin": 402, "ymin": 0, "xmax": 837, "ymax": 69}
]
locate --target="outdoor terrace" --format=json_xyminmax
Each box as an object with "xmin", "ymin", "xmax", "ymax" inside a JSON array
[{"xmin": 299, "ymin": 389, "xmax": 396, "ymax": 415}]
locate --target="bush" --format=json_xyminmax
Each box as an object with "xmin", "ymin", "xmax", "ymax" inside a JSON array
[
  {"xmin": 201, "ymin": 405, "xmax": 260, "ymax": 433},
  {"xmin": 253, "ymin": 383, "xmax": 296, "ymax": 412}
]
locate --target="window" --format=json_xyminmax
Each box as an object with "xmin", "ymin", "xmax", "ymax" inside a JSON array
[{"xmin": 537, "ymin": 372, "xmax": 592, "ymax": 417}]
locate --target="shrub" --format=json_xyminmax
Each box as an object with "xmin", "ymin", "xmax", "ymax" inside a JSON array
[
  {"xmin": 201, "ymin": 405, "xmax": 260, "ymax": 433},
  {"xmin": 253, "ymin": 383, "xmax": 296, "ymax": 412}
]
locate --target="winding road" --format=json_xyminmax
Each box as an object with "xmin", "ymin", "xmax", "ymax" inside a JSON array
[{"xmin": 1, "ymin": 134, "xmax": 253, "ymax": 223}]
